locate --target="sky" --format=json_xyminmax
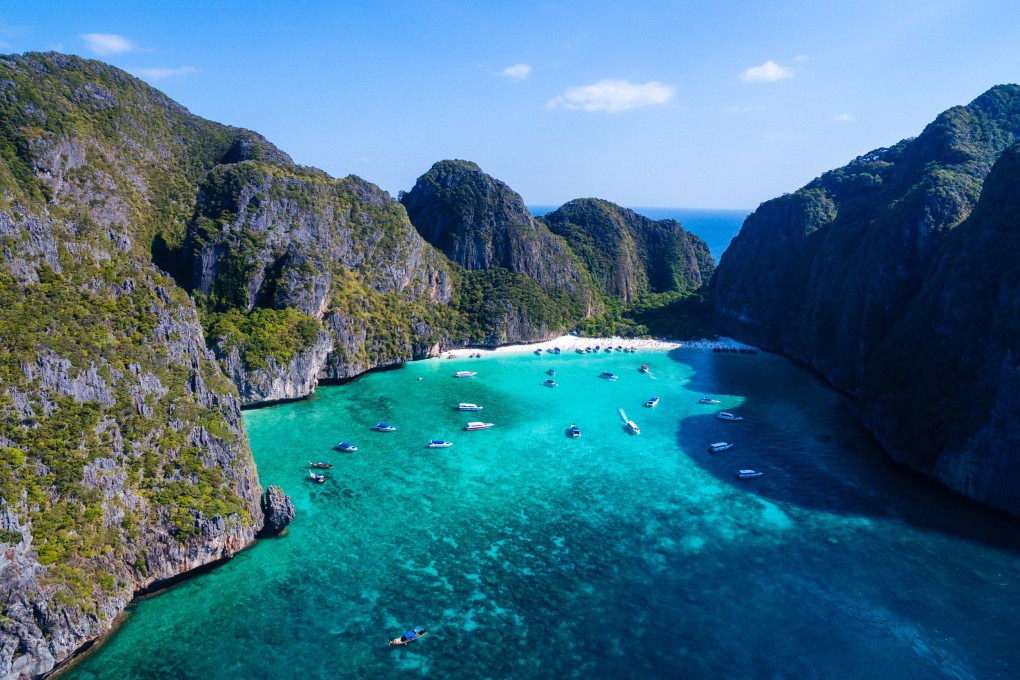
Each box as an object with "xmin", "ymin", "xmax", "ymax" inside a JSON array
[{"xmin": 1, "ymin": 1, "xmax": 1019, "ymax": 209}]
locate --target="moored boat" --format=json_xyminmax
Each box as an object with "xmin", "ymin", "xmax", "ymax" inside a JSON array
[
  {"xmin": 453, "ymin": 371, "xmax": 477, "ymax": 378},
  {"xmin": 308, "ymin": 470, "xmax": 325, "ymax": 484},
  {"xmin": 639, "ymin": 364, "xmax": 649, "ymax": 373},
  {"xmin": 598, "ymin": 371, "xmax": 618, "ymax": 380},
  {"xmin": 736, "ymin": 469, "xmax": 763, "ymax": 478},
  {"xmin": 334, "ymin": 441, "xmax": 358, "ymax": 452},
  {"xmin": 547, "ymin": 368, "xmax": 556, "ymax": 376},
  {"xmin": 457, "ymin": 403, "xmax": 483, "ymax": 411},
  {"xmin": 569, "ymin": 424, "xmax": 581, "ymax": 438},
  {"xmin": 464, "ymin": 421, "xmax": 494, "ymax": 431},
  {"xmin": 716, "ymin": 412, "xmax": 743, "ymax": 421},
  {"xmin": 309, "ymin": 461, "xmax": 333, "ymax": 469},
  {"xmin": 644, "ymin": 397, "xmax": 659, "ymax": 408},
  {"xmin": 543, "ymin": 379, "xmax": 558, "ymax": 387},
  {"xmin": 626, "ymin": 419, "xmax": 641, "ymax": 435},
  {"xmin": 373, "ymin": 423, "xmax": 397, "ymax": 432},
  {"xmin": 427, "ymin": 440, "xmax": 453, "ymax": 448},
  {"xmin": 389, "ymin": 627, "xmax": 427, "ymax": 646},
  {"xmin": 698, "ymin": 397, "xmax": 721, "ymax": 404},
  {"xmin": 708, "ymin": 442, "xmax": 733, "ymax": 453}
]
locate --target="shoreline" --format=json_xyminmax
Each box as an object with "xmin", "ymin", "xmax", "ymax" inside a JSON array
[{"xmin": 442, "ymin": 335, "xmax": 756, "ymax": 359}]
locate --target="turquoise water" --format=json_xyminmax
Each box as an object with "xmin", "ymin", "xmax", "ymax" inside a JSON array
[
  {"xmin": 528, "ymin": 206, "xmax": 750, "ymax": 261},
  {"xmin": 67, "ymin": 349, "xmax": 1020, "ymax": 679}
]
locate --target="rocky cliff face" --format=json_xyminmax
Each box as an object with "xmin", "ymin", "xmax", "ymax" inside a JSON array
[
  {"xmin": 540, "ymin": 198, "xmax": 714, "ymax": 302},
  {"xmin": 712, "ymin": 84, "xmax": 1020, "ymax": 515}
]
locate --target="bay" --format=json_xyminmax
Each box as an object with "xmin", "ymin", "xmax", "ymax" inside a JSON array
[{"xmin": 66, "ymin": 348, "xmax": 1020, "ymax": 679}]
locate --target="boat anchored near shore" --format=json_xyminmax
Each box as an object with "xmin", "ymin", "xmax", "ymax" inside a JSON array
[{"xmin": 464, "ymin": 421, "xmax": 494, "ymax": 431}]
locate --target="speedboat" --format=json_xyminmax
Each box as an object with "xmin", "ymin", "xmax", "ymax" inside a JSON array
[
  {"xmin": 598, "ymin": 371, "xmax": 618, "ymax": 380},
  {"xmin": 639, "ymin": 364, "xmax": 649, "ymax": 373},
  {"xmin": 605, "ymin": 346, "xmax": 613, "ymax": 352},
  {"xmin": 698, "ymin": 397, "xmax": 721, "ymax": 404},
  {"xmin": 585, "ymin": 347, "xmax": 592, "ymax": 353},
  {"xmin": 309, "ymin": 461, "xmax": 333, "ymax": 469},
  {"xmin": 575, "ymin": 348, "xmax": 585, "ymax": 354},
  {"xmin": 644, "ymin": 397, "xmax": 659, "ymax": 408},
  {"xmin": 535, "ymin": 348, "xmax": 543, "ymax": 355},
  {"xmin": 308, "ymin": 470, "xmax": 325, "ymax": 484},
  {"xmin": 708, "ymin": 442, "xmax": 733, "ymax": 453},
  {"xmin": 569, "ymin": 424, "xmax": 581, "ymax": 438},
  {"xmin": 736, "ymin": 469, "xmax": 763, "ymax": 478},
  {"xmin": 547, "ymin": 368, "xmax": 556, "ymax": 376},
  {"xmin": 457, "ymin": 403, "xmax": 483, "ymax": 411},
  {"xmin": 334, "ymin": 442, "xmax": 358, "ymax": 452},
  {"xmin": 626, "ymin": 420, "xmax": 641, "ymax": 435},
  {"xmin": 427, "ymin": 440, "xmax": 453, "ymax": 448},
  {"xmin": 389, "ymin": 627, "xmax": 427, "ymax": 646},
  {"xmin": 453, "ymin": 371, "xmax": 477, "ymax": 378},
  {"xmin": 464, "ymin": 422, "xmax": 494, "ymax": 431},
  {"xmin": 544, "ymin": 379, "xmax": 558, "ymax": 387},
  {"xmin": 553, "ymin": 347, "xmax": 561, "ymax": 354},
  {"xmin": 373, "ymin": 423, "xmax": 397, "ymax": 432},
  {"xmin": 716, "ymin": 412, "xmax": 744, "ymax": 421},
  {"xmin": 594, "ymin": 345, "xmax": 601, "ymax": 351}
]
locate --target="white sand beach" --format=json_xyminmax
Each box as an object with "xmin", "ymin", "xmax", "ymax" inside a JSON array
[{"xmin": 441, "ymin": 335, "xmax": 756, "ymax": 359}]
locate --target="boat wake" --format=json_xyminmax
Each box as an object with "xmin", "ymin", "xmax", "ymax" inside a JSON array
[{"xmin": 618, "ymin": 408, "xmax": 628, "ymax": 423}]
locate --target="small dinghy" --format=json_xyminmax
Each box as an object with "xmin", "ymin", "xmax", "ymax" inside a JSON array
[{"xmin": 308, "ymin": 470, "xmax": 325, "ymax": 484}]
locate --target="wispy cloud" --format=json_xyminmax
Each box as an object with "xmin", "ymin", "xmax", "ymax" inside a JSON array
[
  {"xmin": 500, "ymin": 64, "xmax": 532, "ymax": 81},
  {"xmin": 833, "ymin": 113, "xmax": 855, "ymax": 122},
  {"xmin": 81, "ymin": 33, "xmax": 137, "ymax": 56},
  {"xmin": 131, "ymin": 66, "xmax": 197, "ymax": 81},
  {"xmin": 727, "ymin": 104, "xmax": 765, "ymax": 113},
  {"xmin": 548, "ymin": 79, "xmax": 675, "ymax": 113},
  {"xmin": 740, "ymin": 60, "xmax": 793, "ymax": 83}
]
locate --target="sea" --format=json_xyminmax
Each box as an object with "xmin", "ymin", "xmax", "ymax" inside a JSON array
[
  {"xmin": 527, "ymin": 206, "xmax": 751, "ymax": 262},
  {"xmin": 65, "ymin": 348, "xmax": 1020, "ymax": 679}
]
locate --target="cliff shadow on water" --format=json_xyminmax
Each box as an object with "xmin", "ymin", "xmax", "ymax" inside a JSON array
[{"xmin": 666, "ymin": 348, "xmax": 1020, "ymax": 553}]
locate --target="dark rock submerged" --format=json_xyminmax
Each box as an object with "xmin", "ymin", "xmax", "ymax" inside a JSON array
[{"xmin": 711, "ymin": 84, "xmax": 1020, "ymax": 516}]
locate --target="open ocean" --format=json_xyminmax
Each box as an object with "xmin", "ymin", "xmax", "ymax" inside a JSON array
[
  {"xmin": 528, "ymin": 206, "xmax": 750, "ymax": 262},
  {"xmin": 66, "ymin": 348, "xmax": 1020, "ymax": 679}
]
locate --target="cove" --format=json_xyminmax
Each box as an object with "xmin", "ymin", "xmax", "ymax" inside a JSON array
[{"xmin": 65, "ymin": 348, "xmax": 1020, "ymax": 679}]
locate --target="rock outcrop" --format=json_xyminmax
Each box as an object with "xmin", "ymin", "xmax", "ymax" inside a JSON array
[
  {"xmin": 712, "ymin": 84, "xmax": 1020, "ymax": 515},
  {"xmin": 260, "ymin": 486, "xmax": 296, "ymax": 535}
]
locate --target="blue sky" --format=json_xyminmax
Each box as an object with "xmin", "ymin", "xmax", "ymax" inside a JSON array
[{"xmin": 2, "ymin": 1, "xmax": 1018, "ymax": 208}]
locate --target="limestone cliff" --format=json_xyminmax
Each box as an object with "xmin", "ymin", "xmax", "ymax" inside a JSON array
[{"xmin": 712, "ymin": 84, "xmax": 1020, "ymax": 515}]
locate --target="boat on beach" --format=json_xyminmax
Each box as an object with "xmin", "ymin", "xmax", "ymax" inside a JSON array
[
  {"xmin": 373, "ymin": 423, "xmax": 397, "ymax": 432},
  {"xmin": 716, "ymin": 412, "xmax": 744, "ymax": 421},
  {"xmin": 736, "ymin": 469, "xmax": 763, "ymax": 478},
  {"xmin": 457, "ymin": 403, "xmax": 483, "ymax": 411},
  {"xmin": 308, "ymin": 470, "xmax": 325, "ymax": 484},
  {"xmin": 427, "ymin": 440, "xmax": 453, "ymax": 448},
  {"xmin": 309, "ymin": 461, "xmax": 333, "ymax": 469},
  {"xmin": 334, "ymin": 442, "xmax": 358, "ymax": 452},
  {"xmin": 453, "ymin": 371, "xmax": 477, "ymax": 378},
  {"xmin": 464, "ymin": 422, "xmax": 494, "ymax": 431},
  {"xmin": 708, "ymin": 442, "xmax": 733, "ymax": 453},
  {"xmin": 389, "ymin": 627, "xmax": 427, "ymax": 646}
]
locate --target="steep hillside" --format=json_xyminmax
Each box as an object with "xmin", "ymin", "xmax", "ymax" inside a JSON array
[
  {"xmin": 712, "ymin": 84, "xmax": 1020, "ymax": 515},
  {"xmin": 540, "ymin": 198, "xmax": 713, "ymax": 302}
]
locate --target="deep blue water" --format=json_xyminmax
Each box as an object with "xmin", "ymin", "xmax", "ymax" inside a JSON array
[
  {"xmin": 65, "ymin": 347, "xmax": 1020, "ymax": 679},
  {"xmin": 528, "ymin": 206, "xmax": 750, "ymax": 262}
]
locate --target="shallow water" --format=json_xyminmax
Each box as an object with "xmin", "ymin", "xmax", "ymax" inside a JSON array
[{"xmin": 67, "ymin": 349, "xmax": 1020, "ymax": 679}]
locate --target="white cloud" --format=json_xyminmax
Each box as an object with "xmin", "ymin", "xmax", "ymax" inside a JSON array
[
  {"xmin": 81, "ymin": 33, "xmax": 137, "ymax": 56},
  {"xmin": 548, "ymin": 79, "xmax": 675, "ymax": 113},
  {"xmin": 833, "ymin": 113, "xmax": 855, "ymax": 122},
  {"xmin": 740, "ymin": 60, "xmax": 793, "ymax": 83},
  {"xmin": 131, "ymin": 66, "xmax": 197, "ymax": 81},
  {"xmin": 727, "ymin": 104, "xmax": 765, "ymax": 113},
  {"xmin": 501, "ymin": 64, "xmax": 532, "ymax": 81}
]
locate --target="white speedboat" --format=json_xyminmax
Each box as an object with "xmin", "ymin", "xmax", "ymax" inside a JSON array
[
  {"xmin": 453, "ymin": 371, "xmax": 477, "ymax": 378},
  {"xmin": 736, "ymin": 469, "xmax": 763, "ymax": 478},
  {"xmin": 464, "ymin": 422, "xmax": 494, "ymax": 431},
  {"xmin": 644, "ymin": 397, "xmax": 659, "ymax": 408},
  {"xmin": 457, "ymin": 403, "xmax": 483, "ymax": 411},
  {"xmin": 372, "ymin": 423, "xmax": 397, "ymax": 432},
  {"xmin": 598, "ymin": 371, "xmax": 618, "ymax": 380},
  {"xmin": 699, "ymin": 397, "xmax": 721, "ymax": 404},
  {"xmin": 716, "ymin": 412, "xmax": 744, "ymax": 421},
  {"xmin": 335, "ymin": 441, "xmax": 358, "ymax": 452},
  {"xmin": 427, "ymin": 440, "xmax": 453, "ymax": 448},
  {"xmin": 544, "ymin": 379, "xmax": 558, "ymax": 387},
  {"xmin": 626, "ymin": 420, "xmax": 641, "ymax": 435},
  {"xmin": 708, "ymin": 442, "xmax": 733, "ymax": 453},
  {"xmin": 569, "ymin": 424, "xmax": 581, "ymax": 438}
]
